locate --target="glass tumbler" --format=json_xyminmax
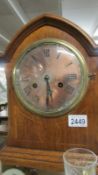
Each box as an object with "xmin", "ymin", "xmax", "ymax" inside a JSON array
[{"xmin": 63, "ymin": 148, "xmax": 97, "ymax": 175}]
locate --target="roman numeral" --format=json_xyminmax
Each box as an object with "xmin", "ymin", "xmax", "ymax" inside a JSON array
[
  {"xmin": 56, "ymin": 52, "xmax": 61, "ymax": 59},
  {"xmin": 31, "ymin": 55, "xmax": 38, "ymax": 64},
  {"xmin": 65, "ymin": 62, "xmax": 72, "ymax": 67},
  {"xmin": 21, "ymin": 76, "xmax": 30, "ymax": 82},
  {"xmin": 43, "ymin": 49, "xmax": 50, "ymax": 57},
  {"xmin": 24, "ymin": 85, "xmax": 32, "ymax": 96},
  {"xmin": 66, "ymin": 84, "xmax": 75, "ymax": 93},
  {"xmin": 66, "ymin": 74, "xmax": 77, "ymax": 80}
]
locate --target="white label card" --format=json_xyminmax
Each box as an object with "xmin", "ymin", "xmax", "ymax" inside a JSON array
[{"xmin": 68, "ymin": 115, "xmax": 88, "ymax": 127}]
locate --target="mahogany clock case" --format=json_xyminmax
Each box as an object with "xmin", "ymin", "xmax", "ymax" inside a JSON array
[{"xmin": 0, "ymin": 14, "xmax": 98, "ymax": 171}]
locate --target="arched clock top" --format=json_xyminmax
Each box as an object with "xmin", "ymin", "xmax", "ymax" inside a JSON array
[{"xmin": 0, "ymin": 13, "xmax": 98, "ymax": 62}]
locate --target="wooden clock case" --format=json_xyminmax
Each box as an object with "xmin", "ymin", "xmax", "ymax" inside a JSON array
[{"xmin": 0, "ymin": 14, "xmax": 98, "ymax": 172}]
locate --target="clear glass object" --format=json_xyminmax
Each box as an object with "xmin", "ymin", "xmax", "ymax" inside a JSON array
[{"xmin": 63, "ymin": 148, "xmax": 98, "ymax": 175}]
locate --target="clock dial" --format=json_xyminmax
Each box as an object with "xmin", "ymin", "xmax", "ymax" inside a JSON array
[{"xmin": 13, "ymin": 39, "xmax": 89, "ymax": 117}]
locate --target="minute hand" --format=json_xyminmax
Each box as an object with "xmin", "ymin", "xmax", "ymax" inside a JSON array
[{"xmin": 44, "ymin": 75, "xmax": 52, "ymax": 106}]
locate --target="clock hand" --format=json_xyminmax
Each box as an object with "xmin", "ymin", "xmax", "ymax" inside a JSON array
[
  {"xmin": 46, "ymin": 94, "xmax": 49, "ymax": 107},
  {"xmin": 44, "ymin": 75, "xmax": 53, "ymax": 106}
]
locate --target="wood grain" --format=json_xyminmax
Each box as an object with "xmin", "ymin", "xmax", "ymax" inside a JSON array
[
  {"xmin": 0, "ymin": 146, "xmax": 63, "ymax": 172},
  {"xmin": 0, "ymin": 14, "xmax": 98, "ymax": 171}
]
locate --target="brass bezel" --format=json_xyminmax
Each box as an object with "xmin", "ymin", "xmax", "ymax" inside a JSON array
[{"xmin": 13, "ymin": 38, "xmax": 89, "ymax": 117}]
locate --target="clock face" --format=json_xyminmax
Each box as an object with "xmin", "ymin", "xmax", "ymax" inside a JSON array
[{"xmin": 13, "ymin": 39, "xmax": 89, "ymax": 117}]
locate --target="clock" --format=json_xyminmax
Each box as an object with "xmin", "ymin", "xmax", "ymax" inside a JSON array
[
  {"xmin": 13, "ymin": 39, "xmax": 88, "ymax": 117},
  {"xmin": 0, "ymin": 14, "xmax": 98, "ymax": 172}
]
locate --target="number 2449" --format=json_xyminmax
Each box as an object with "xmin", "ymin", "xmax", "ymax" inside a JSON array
[{"xmin": 71, "ymin": 118, "xmax": 85, "ymax": 125}]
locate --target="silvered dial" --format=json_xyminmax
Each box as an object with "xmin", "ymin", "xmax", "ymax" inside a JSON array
[{"xmin": 13, "ymin": 39, "xmax": 89, "ymax": 117}]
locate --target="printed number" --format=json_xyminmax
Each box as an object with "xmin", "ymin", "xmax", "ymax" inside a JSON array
[{"xmin": 71, "ymin": 118, "xmax": 85, "ymax": 125}]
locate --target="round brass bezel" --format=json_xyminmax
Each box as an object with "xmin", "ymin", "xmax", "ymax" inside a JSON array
[{"xmin": 13, "ymin": 38, "xmax": 89, "ymax": 117}]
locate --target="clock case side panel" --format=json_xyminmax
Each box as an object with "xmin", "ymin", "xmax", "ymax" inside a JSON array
[{"xmin": 1, "ymin": 14, "xmax": 98, "ymax": 154}]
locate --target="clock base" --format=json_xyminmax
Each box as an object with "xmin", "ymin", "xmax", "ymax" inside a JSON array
[{"xmin": 0, "ymin": 146, "xmax": 63, "ymax": 172}]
